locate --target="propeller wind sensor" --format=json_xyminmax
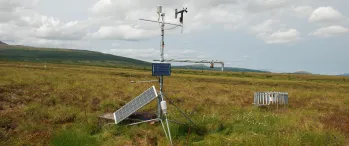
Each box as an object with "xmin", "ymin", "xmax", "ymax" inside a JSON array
[{"xmin": 175, "ymin": 8, "xmax": 188, "ymax": 24}]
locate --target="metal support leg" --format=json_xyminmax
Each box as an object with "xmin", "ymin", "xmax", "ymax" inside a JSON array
[
  {"xmin": 164, "ymin": 113, "xmax": 173, "ymax": 146},
  {"xmin": 128, "ymin": 118, "xmax": 160, "ymax": 126}
]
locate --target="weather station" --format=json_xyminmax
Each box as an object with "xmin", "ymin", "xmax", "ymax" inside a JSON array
[{"xmin": 99, "ymin": 5, "xmax": 224, "ymax": 146}]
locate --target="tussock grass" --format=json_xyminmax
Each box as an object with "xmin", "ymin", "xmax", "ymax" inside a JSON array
[{"xmin": 0, "ymin": 61, "xmax": 349, "ymax": 145}]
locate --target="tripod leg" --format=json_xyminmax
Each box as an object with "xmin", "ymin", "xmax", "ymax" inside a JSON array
[
  {"xmin": 160, "ymin": 119, "xmax": 169, "ymax": 140},
  {"xmin": 164, "ymin": 113, "xmax": 174, "ymax": 146}
]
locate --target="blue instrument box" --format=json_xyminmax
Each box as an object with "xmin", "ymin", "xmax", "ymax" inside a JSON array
[{"xmin": 152, "ymin": 63, "xmax": 171, "ymax": 76}]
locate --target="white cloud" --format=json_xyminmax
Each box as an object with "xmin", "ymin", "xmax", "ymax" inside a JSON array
[
  {"xmin": 259, "ymin": 29, "xmax": 301, "ymax": 44},
  {"xmin": 0, "ymin": 0, "xmax": 20, "ymax": 22},
  {"xmin": 310, "ymin": 25, "xmax": 349, "ymax": 37},
  {"xmin": 246, "ymin": 0, "xmax": 290, "ymax": 12},
  {"xmin": 0, "ymin": 0, "xmax": 39, "ymax": 23},
  {"xmin": 87, "ymin": 1, "xmax": 246, "ymax": 41},
  {"xmin": 0, "ymin": 0, "xmax": 88, "ymax": 45},
  {"xmin": 250, "ymin": 19, "xmax": 279, "ymax": 34},
  {"xmin": 292, "ymin": 6, "xmax": 313, "ymax": 18},
  {"xmin": 87, "ymin": 0, "xmax": 246, "ymax": 38},
  {"xmin": 309, "ymin": 7, "xmax": 344, "ymax": 23},
  {"xmin": 35, "ymin": 20, "xmax": 88, "ymax": 40},
  {"xmin": 0, "ymin": 23, "xmax": 18, "ymax": 41},
  {"xmin": 1, "ymin": 0, "xmax": 348, "ymax": 47},
  {"xmin": 250, "ymin": 19, "xmax": 300, "ymax": 44},
  {"xmin": 90, "ymin": 25, "xmax": 159, "ymax": 41},
  {"xmin": 12, "ymin": 37, "xmax": 90, "ymax": 49}
]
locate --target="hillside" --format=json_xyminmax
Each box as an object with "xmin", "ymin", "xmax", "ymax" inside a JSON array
[
  {"xmin": 173, "ymin": 64, "xmax": 269, "ymax": 73},
  {"xmin": 339, "ymin": 73, "xmax": 349, "ymax": 76},
  {"xmin": 293, "ymin": 70, "xmax": 312, "ymax": 74},
  {"xmin": 0, "ymin": 43, "xmax": 270, "ymax": 73},
  {"xmin": 0, "ymin": 45, "xmax": 151, "ymax": 68},
  {"xmin": 0, "ymin": 41, "xmax": 8, "ymax": 45}
]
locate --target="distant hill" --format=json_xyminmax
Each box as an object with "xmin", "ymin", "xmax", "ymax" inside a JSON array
[
  {"xmin": 339, "ymin": 73, "xmax": 349, "ymax": 76},
  {"xmin": 293, "ymin": 71, "xmax": 312, "ymax": 74},
  {"xmin": 172, "ymin": 64, "xmax": 269, "ymax": 73},
  {"xmin": 0, "ymin": 45, "xmax": 150, "ymax": 68},
  {"xmin": 0, "ymin": 41, "xmax": 8, "ymax": 45},
  {"xmin": 0, "ymin": 43, "xmax": 272, "ymax": 73}
]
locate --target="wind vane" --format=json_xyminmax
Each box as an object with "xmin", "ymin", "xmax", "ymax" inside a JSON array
[{"xmin": 175, "ymin": 8, "xmax": 188, "ymax": 24}]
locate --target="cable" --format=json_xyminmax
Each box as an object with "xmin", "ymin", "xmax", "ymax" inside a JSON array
[{"xmin": 162, "ymin": 93, "xmax": 203, "ymax": 132}]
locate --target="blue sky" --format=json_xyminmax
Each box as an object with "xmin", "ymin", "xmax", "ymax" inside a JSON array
[{"xmin": 0, "ymin": 0, "xmax": 348, "ymax": 75}]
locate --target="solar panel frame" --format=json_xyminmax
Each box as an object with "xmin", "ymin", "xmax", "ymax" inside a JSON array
[
  {"xmin": 152, "ymin": 63, "xmax": 171, "ymax": 76},
  {"xmin": 113, "ymin": 86, "xmax": 158, "ymax": 124}
]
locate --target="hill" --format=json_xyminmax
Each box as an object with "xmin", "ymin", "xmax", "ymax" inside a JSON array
[
  {"xmin": 0, "ymin": 43, "xmax": 270, "ymax": 73},
  {"xmin": 293, "ymin": 70, "xmax": 312, "ymax": 74},
  {"xmin": 339, "ymin": 73, "xmax": 349, "ymax": 76},
  {"xmin": 173, "ymin": 64, "xmax": 269, "ymax": 73},
  {"xmin": 0, "ymin": 45, "xmax": 150, "ymax": 68},
  {"xmin": 0, "ymin": 41, "xmax": 8, "ymax": 45}
]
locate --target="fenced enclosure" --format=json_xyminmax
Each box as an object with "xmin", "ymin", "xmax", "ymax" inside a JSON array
[{"xmin": 253, "ymin": 92, "xmax": 289, "ymax": 106}]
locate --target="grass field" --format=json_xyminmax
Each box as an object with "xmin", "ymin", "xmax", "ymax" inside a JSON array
[{"xmin": 1, "ymin": 61, "xmax": 349, "ymax": 146}]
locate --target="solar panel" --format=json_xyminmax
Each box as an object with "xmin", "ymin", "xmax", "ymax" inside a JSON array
[
  {"xmin": 113, "ymin": 86, "xmax": 158, "ymax": 124},
  {"xmin": 152, "ymin": 63, "xmax": 171, "ymax": 76}
]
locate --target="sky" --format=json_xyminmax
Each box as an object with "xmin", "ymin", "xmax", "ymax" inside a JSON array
[{"xmin": 0, "ymin": 0, "xmax": 349, "ymax": 75}]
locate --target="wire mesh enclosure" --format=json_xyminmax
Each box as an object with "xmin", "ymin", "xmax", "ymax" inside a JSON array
[{"xmin": 253, "ymin": 92, "xmax": 288, "ymax": 106}]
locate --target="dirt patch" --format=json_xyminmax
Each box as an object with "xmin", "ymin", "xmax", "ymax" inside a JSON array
[
  {"xmin": 321, "ymin": 109, "xmax": 349, "ymax": 135},
  {"xmin": 0, "ymin": 84, "xmax": 30, "ymax": 104},
  {"xmin": 109, "ymin": 72, "xmax": 146, "ymax": 78},
  {"xmin": 289, "ymin": 96, "xmax": 313, "ymax": 109},
  {"xmin": 0, "ymin": 83, "xmax": 53, "ymax": 104}
]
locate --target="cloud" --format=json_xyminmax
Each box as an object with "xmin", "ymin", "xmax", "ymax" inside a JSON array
[
  {"xmin": 0, "ymin": 0, "xmax": 21, "ymax": 22},
  {"xmin": 0, "ymin": 0, "xmax": 39, "ymax": 23},
  {"xmin": 0, "ymin": 0, "xmax": 89, "ymax": 46},
  {"xmin": 310, "ymin": 25, "xmax": 349, "ymax": 37},
  {"xmin": 246, "ymin": 0, "xmax": 290, "ymax": 13},
  {"xmin": 259, "ymin": 29, "xmax": 301, "ymax": 44},
  {"xmin": 89, "ymin": 25, "xmax": 159, "ymax": 41},
  {"xmin": 250, "ymin": 19, "xmax": 279, "ymax": 34},
  {"xmin": 35, "ymin": 20, "xmax": 88, "ymax": 40},
  {"xmin": 3, "ymin": 0, "xmax": 304, "ymax": 44},
  {"xmin": 0, "ymin": 23, "xmax": 19, "ymax": 41},
  {"xmin": 250, "ymin": 19, "xmax": 300, "ymax": 44},
  {"xmin": 1, "ymin": 0, "xmax": 348, "ymax": 47},
  {"xmin": 291, "ymin": 6, "xmax": 313, "ymax": 18},
  {"xmin": 87, "ymin": 0, "xmax": 246, "ymax": 38},
  {"xmin": 12, "ymin": 37, "xmax": 91, "ymax": 49},
  {"xmin": 309, "ymin": 7, "xmax": 344, "ymax": 23}
]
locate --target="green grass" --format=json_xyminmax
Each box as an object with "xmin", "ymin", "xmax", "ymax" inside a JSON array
[{"xmin": 0, "ymin": 61, "xmax": 348, "ymax": 145}]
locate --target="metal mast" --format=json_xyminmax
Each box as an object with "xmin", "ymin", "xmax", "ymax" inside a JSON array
[
  {"xmin": 158, "ymin": 11, "xmax": 173, "ymax": 146},
  {"xmin": 139, "ymin": 6, "xmax": 183, "ymax": 146}
]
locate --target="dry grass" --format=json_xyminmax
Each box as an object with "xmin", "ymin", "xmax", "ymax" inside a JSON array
[{"xmin": 0, "ymin": 61, "xmax": 349, "ymax": 146}]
